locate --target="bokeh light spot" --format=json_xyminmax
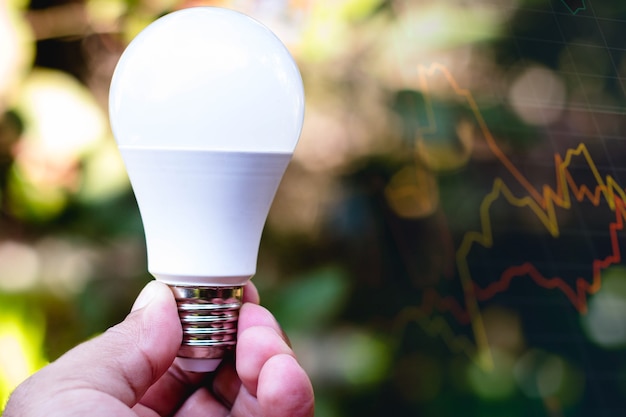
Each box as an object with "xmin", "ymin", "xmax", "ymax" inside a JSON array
[
  {"xmin": 0, "ymin": 0, "xmax": 34, "ymax": 103},
  {"xmin": 581, "ymin": 266, "xmax": 626, "ymax": 349},
  {"xmin": 466, "ymin": 349, "xmax": 516, "ymax": 400},
  {"xmin": 0, "ymin": 241, "xmax": 39, "ymax": 292},
  {"xmin": 0, "ymin": 302, "xmax": 48, "ymax": 406},
  {"xmin": 385, "ymin": 164, "xmax": 439, "ymax": 218},
  {"xmin": 508, "ymin": 66, "xmax": 566, "ymax": 126}
]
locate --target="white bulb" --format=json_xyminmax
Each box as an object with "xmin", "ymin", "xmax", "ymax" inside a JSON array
[{"xmin": 109, "ymin": 7, "xmax": 304, "ymax": 372}]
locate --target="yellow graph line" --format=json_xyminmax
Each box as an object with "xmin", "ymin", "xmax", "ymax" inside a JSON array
[
  {"xmin": 415, "ymin": 64, "xmax": 497, "ymax": 369},
  {"xmin": 394, "ymin": 307, "xmax": 477, "ymax": 358},
  {"xmin": 407, "ymin": 63, "xmax": 626, "ymax": 369}
]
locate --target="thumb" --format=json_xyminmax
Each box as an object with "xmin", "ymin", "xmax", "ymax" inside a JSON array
[{"xmin": 44, "ymin": 281, "xmax": 181, "ymax": 407}]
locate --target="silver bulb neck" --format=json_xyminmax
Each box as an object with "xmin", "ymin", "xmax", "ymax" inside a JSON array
[{"xmin": 169, "ymin": 285, "xmax": 244, "ymax": 361}]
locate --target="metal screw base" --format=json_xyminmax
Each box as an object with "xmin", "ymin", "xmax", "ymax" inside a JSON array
[{"xmin": 169, "ymin": 285, "xmax": 244, "ymax": 360}]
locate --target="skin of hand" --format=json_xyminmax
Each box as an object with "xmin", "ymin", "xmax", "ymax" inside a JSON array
[{"xmin": 3, "ymin": 281, "xmax": 314, "ymax": 417}]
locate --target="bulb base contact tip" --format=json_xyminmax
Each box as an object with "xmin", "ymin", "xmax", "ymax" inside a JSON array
[{"xmin": 169, "ymin": 285, "xmax": 244, "ymax": 371}]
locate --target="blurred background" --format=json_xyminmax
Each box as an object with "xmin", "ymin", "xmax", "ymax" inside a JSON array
[{"xmin": 1, "ymin": 0, "xmax": 626, "ymax": 415}]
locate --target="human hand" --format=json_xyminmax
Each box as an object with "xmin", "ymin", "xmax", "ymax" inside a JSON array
[{"xmin": 3, "ymin": 281, "xmax": 314, "ymax": 417}]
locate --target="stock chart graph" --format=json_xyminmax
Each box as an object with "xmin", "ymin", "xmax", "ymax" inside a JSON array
[
  {"xmin": 2, "ymin": 0, "xmax": 626, "ymax": 416},
  {"xmin": 375, "ymin": 1, "xmax": 626, "ymax": 414},
  {"xmin": 398, "ymin": 63, "xmax": 626, "ymax": 365}
]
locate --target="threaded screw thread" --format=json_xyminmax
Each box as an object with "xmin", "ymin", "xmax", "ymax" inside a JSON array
[{"xmin": 169, "ymin": 285, "xmax": 243, "ymax": 359}]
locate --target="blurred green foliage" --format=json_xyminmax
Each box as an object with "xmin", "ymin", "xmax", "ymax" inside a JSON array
[{"xmin": 2, "ymin": 0, "xmax": 626, "ymax": 415}]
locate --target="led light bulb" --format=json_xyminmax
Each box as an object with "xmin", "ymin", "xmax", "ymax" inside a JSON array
[{"xmin": 109, "ymin": 7, "xmax": 304, "ymax": 372}]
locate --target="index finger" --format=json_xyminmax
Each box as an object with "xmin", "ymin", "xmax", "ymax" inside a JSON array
[{"xmin": 242, "ymin": 280, "xmax": 260, "ymax": 304}]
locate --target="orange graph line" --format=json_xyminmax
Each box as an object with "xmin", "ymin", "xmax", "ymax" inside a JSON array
[
  {"xmin": 406, "ymin": 64, "xmax": 626, "ymax": 363},
  {"xmin": 419, "ymin": 63, "xmax": 626, "ymax": 303}
]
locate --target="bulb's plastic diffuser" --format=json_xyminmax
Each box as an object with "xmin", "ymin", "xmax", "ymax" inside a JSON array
[
  {"xmin": 109, "ymin": 7, "xmax": 304, "ymax": 152},
  {"xmin": 108, "ymin": 7, "xmax": 305, "ymax": 371}
]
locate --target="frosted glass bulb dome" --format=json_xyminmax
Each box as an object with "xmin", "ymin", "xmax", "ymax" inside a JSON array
[
  {"xmin": 109, "ymin": 7, "xmax": 304, "ymax": 152},
  {"xmin": 109, "ymin": 7, "xmax": 304, "ymax": 372}
]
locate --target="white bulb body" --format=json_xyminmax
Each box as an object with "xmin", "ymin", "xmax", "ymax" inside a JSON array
[
  {"xmin": 121, "ymin": 148, "xmax": 290, "ymax": 285},
  {"xmin": 109, "ymin": 7, "xmax": 304, "ymax": 286},
  {"xmin": 109, "ymin": 7, "xmax": 304, "ymax": 371}
]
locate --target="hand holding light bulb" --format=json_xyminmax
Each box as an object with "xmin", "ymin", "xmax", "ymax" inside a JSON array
[
  {"xmin": 4, "ymin": 280, "xmax": 315, "ymax": 416},
  {"xmin": 3, "ymin": 7, "xmax": 313, "ymax": 416},
  {"xmin": 109, "ymin": 7, "xmax": 305, "ymax": 372}
]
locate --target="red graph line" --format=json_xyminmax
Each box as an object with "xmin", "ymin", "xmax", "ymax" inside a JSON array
[
  {"xmin": 396, "ymin": 63, "xmax": 626, "ymax": 366},
  {"xmin": 420, "ymin": 287, "xmax": 471, "ymax": 325},
  {"xmin": 473, "ymin": 199, "xmax": 625, "ymax": 313},
  {"xmin": 413, "ymin": 64, "xmax": 626, "ymax": 320}
]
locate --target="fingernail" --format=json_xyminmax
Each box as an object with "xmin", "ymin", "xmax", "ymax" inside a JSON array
[{"xmin": 132, "ymin": 281, "xmax": 159, "ymax": 312}]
